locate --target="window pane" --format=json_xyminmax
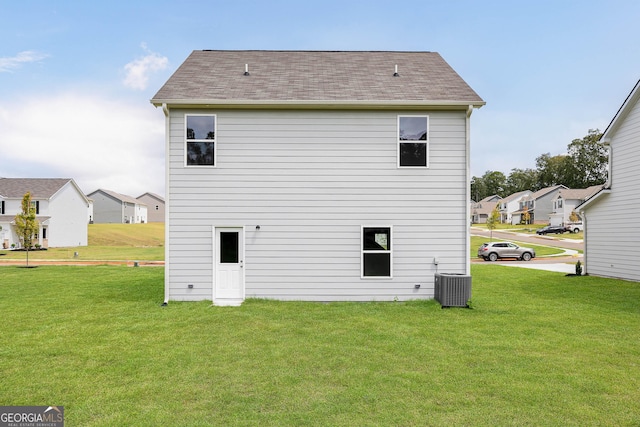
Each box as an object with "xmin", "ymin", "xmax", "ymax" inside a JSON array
[
  {"xmin": 399, "ymin": 116, "xmax": 427, "ymax": 141},
  {"xmin": 399, "ymin": 142, "xmax": 427, "ymax": 167},
  {"xmin": 363, "ymin": 228, "xmax": 390, "ymax": 250},
  {"xmin": 364, "ymin": 253, "xmax": 391, "ymax": 277},
  {"xmin": 220, "ymin": 232, "xmax": 239, "ymax": 263},
  {"xmin": 187, "ymin": 115, "xmax": 215, "ymax": 140},
  {"xmin": 187, "ymin": 142, "xmax": 214, "ymax": 166}
]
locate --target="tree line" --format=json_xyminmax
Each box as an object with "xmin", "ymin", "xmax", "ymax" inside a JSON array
[{"xmin": 471, "ymin": 129, "xmax": 608, "ymax": 201}]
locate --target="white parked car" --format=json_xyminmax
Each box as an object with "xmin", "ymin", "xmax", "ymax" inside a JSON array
[{"xmin": 565, "ymin": 222, "xmax": 583, "ymax": 233}]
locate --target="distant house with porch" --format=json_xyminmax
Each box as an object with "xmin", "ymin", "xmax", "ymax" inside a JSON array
[
  {"xmin": 471, "ymin": 195, "xmax": 501, "ymax": 224},
  {"xmin": 549, "ymin": 185, "xmax": 603, "ymax": 226},
  {"xmin": 510, "ymin": 185, "xmax": 566, "ymax": 225},
  {"xmin": 0, "ymin": 178, "xmax": 89, "ymax": 248},
  {"xmin": 498, "ymin": 190, "xmax": 531, "ymax": 224}
]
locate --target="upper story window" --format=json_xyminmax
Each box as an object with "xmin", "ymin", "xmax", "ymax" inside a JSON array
[
  {"xmin": 30, "ymin": 200, "xmax": 40, "ymax": 214},
  {"xmin": 186, "ymin": 114, "xmax": 216, "ymax": 166},
  {"xmin": 398, "ymin": 115, "xmax": 428, "ymax": 167}
]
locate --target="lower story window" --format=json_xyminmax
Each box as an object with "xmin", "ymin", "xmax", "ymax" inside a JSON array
[{"xmin": 362, "ymin": 226, "xmax": 392, "ymax": 278}]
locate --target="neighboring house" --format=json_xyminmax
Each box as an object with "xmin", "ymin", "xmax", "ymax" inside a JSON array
[
  {"xmin": 151, "ymin": 50, "xmax": 485, "ymax": 305},
  {"xmin": 497, "ymin": 190, "xmax": 531, "ymax": 224},
  {"xmin": 510, "ymin": 185, "xmax": 566, "ymax": 225},
  {"xmin": 579, "ymin": 79, "xmax": 640, "ymax": 282},
  {"xmin": 548, "ymin": 185, "xmax": 603, "ymax": 226},
  {"xmin": 0, "ymin": 178, "xmax": 89, "ymax": 248},
  {"xmin": 137, "ymin": 192, "xmax": 165, "ymax": 222},
  {"xmin": 471, "ymin": 195, "xmax": 501, "ymax": 224},
  {"xmin": 87, "ymin": 189, "xmax": 148, "ymax": 224}
]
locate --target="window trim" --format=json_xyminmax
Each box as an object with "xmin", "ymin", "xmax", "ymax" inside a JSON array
[
  {"xmin": 397, "ymin": 115, "xmax": 429, "ymax": 168},
  {"xmin": 361, "ymin": 225, "xmax": 393, "ymax": 279},
  {"xmin": 184, "ymin": 113, "xmax": 217, "ymax": 167}
]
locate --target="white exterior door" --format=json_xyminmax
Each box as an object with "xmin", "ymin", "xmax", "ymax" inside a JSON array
[{"xmin": 214, "ymin": 227, "xmax": 244, "ymax": 305}]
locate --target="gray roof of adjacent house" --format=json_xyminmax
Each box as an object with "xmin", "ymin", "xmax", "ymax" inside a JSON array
[
  {"xmin": 151, "ymin": 50, "xmax": 485, "ymax": 108},
  {"xmin": 137, "ymin": 192, "xmax": 164, "ymax": 202},
  {"xmin": 557, "ymin": 185, "xmax": 603, "ymax": 201},
  {"xmin": 523, "ymin": 185, "xmax": 567, "ymax": 201},
  {"xmin": 0, "ymin": 178, "xmax": 75, "ymax": 199},
  {"xmin": 500, "ymin": 190, "xmax": 530, "ymax": 204},
  {"xmin": 88, "ymin": 189, "xmax": 145, "ymax": 205}
]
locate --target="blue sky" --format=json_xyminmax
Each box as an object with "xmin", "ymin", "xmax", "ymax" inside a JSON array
[{"xmin": 2, "ymin": 1, "xmax": 639, "ymax": 197}]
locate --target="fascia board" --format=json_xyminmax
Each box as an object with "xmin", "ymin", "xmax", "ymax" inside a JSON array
[
  {"xmin": 577, "ymin": 189, "xmax": 611, "ymax": 212},
  {"xmin": 151, "ymin": 99, "xmax": 486, "ymax": 110},
  {"xmin": 602, "ymin": 79, "xmax": 640, "ymax": 141}
]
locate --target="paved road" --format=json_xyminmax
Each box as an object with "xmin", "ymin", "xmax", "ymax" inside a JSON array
[
  {"xmin": 471, "ymin": 227, "xmax": 583, "ymax": 274},
  {"xmin": 471, "ymin": 227, "xmax": 583, "ymax": 251}
]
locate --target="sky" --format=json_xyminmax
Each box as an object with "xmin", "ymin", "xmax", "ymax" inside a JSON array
[{"xmin": 2, "ymin": 1, "xmax": 640, "ymax": 198}]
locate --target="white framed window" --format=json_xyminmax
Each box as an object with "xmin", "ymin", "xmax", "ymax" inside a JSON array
[
  {"xmin": 361, "ymin": 226, "xmax": 392, "ymax": 278},
  {"xmin": 398, "ymin": 115, "xmax": 429, "ymax": 167},
  {"xmin": 185, "ymin": 114, "xmax": 216, "ymax": 166}
]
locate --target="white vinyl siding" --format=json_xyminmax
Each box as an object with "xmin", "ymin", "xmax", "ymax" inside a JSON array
[
  {"xmin": 584, "ymin": 96, "xmax": 640, "ymax": 282},
  {"xmin": 166, "ymin": 109, "xmax": 469, "ymax": 301}
]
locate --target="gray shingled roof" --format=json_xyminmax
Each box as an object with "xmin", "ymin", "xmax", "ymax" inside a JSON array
[
  {"xmin": 137, "ymin": 192, "xmax": 164, "ymax": 202},
  {"xmin": 557, "ymin": 185, "xmax": 603, "ymax": 201},
  {"xmin": 0, "ymin": 178, "xmax": 72, "ymax": 199},
  {"xmin": 151, "ymin": 50, "xmax": 484, "ymax": 107},
  {"xmin": 88, "ymin": 189, "xmax": 144, "ymax": 205}
]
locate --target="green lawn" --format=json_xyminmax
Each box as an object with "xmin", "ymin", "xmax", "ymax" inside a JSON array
[
  {"xmin": 0, "ymin": 223, "xmax": 164, "ymax": 261},
  {"xmin": 1, "ymin": 265, "xmax": 639, "ymax": 426},
  {"xmin": 471, "ymin": 235, "xmax": 565, "ymax": 258}
]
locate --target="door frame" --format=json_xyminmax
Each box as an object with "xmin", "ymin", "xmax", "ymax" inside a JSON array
[{"xmin": 212, "ymin": 226, "xmax": 245, "ymax": 306}]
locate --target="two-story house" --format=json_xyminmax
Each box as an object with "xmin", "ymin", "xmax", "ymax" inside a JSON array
[
  {"xmin": 510, "ymin": 185, "xmax": 566, "ymax": 225},
  {"xmin": 137, "ymin": 192, "xmax": 165, "ymax": 223},
  {"xmin": 497, "ymin": 190, "xmax": 531, "ymax": 224},
  {"xmin": 0, "ymin": 178, "xmax": 89, "ymax": 248},
  {"xmin": 548, "ymin": 185, "xmax": 603, "ymax": 226},
  {"xmin": 471, "ymin": 195, "xmax": 501, "ymax": 224},
  {"xmin": 579, "ymin": 79, "xmax": 640, "ymax": 281},
  {"xmin": 151, "ymin": 50, "xmax": 484, "ymax": 305},
  {"xmin": 87, "ymin": 189, "xmax": 148, "ymax": 224}
]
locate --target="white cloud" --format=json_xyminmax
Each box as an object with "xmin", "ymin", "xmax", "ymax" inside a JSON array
[
  {"xmin": 0, "ymin": 93, "xmax": 165, "ymax": 197},
  {"xmin": 123, "ymin": 45, "xmax": 169, "ymax": 90},
  {"xmin": 0, "ymin": 51, "xmax": 49, "ymax": 72}
]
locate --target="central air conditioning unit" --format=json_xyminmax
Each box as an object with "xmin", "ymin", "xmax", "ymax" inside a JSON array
[{"xmin": 434, "ymin": 273, "xmax": 472, "ymax": 308}]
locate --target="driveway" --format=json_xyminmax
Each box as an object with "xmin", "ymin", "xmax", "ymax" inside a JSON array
[{"xmin": 471, "ymin": 227, "xmax": 583, "ymax": 274}]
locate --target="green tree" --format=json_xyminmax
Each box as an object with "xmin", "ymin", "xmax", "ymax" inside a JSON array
[
  {"xmin": 486, "ymin": 205, "xmax": 500, "ymax": 241},
  {"xmin": 14, "ymin": 192, "xmax": 39, "ymax": 267},
  {"xmin": 565, "ymin": 129, "xmax": 608, "ymax": 188},
  {"xmin": 506, "ymin": 167, "xmax": 539, "ymax": 194},
  {"xmin": 535, "ymin": 153, "xmax": 572, "ymax": 188},
  {"xmin": 471, "ymin": 175, "xmax": 487, "ymax": 202}
]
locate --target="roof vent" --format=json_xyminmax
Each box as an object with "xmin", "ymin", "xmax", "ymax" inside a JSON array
[
  {"xmin": 244, "ymin": 64, "xmax": 250, "ymax": 76},
  {"xmin": 393, "ymin": 64, "xmax": 399, "ymax": 77}
]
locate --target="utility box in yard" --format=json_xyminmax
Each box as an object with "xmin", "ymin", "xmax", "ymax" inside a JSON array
[{"xmin": 434, "ymin": 273, "xmax": 472, "ymax": 308}]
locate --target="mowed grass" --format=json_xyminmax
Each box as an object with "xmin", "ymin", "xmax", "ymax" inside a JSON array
[
  {"xmin": 1, "ymin": 265, "xmax": 640, "ymax": 425},
  {"xmin": 470, "ymin": 235, "xmax": 564, "ymax": 258},
  {"xmin": 0, "ymin": 223, "xmax": 164, "ymax": 261}
]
